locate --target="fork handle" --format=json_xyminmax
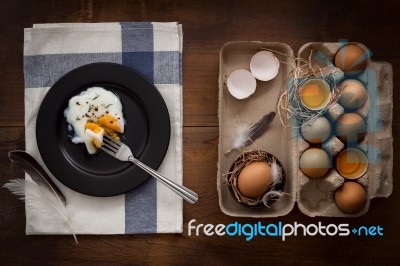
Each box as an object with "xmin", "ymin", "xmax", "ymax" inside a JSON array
[{"xmin": 129, "ymin": 156, "xmax": 198, "ymax": 204}]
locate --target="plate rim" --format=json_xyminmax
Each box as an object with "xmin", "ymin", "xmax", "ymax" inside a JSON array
[{"xmin": 36, "ymin": 62, "xmax": 171, "ymax": 197}]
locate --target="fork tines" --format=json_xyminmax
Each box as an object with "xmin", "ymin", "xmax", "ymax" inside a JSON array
[{"xmin": 101, "ymin": 134, "xmax": 122, "ymax": 155}]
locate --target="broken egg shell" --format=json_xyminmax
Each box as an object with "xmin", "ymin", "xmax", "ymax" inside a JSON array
[
  {"xmin": 227, "ymin": 69, "xmax": 257, "ymax": 99},
  {"xmin": 336, "ymin": 148, "xmax": 368, "ymax": 180},
  {"xmin": 250, "ymin": 51, "xmax": 280, "ymax": 81},
  {"xmin": 299, "ymin": 79, "xmax": 331, "ymax": 111}
]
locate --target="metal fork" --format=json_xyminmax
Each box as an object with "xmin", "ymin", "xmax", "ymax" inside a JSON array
[{"xmin": 100, "ymin": 135, "xmax": 198, "ymax": 204}]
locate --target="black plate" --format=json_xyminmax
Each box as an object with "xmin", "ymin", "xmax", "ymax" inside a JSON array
[{"xmin": 36, "ymin": 63, "xmax": 171, "ymax": 196}]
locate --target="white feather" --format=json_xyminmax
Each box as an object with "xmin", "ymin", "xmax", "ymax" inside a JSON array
[
  {"xmin": 3, "ymin": 179, "xmax": 78, "ymax": 244},
  {"xmin": 226, "ymin": 112, "xmax": 276, "ymax": 153},
  {"xmin": 262, "ymin": 190, "xmax": 283, "ymax": 207},
  {"xmin": 271, "ymin": 160, "xmax": 283, "ymax": 186},
  {"xmin": 3, "ymin": 178, "xmax": 26, "ymax": 200},
  {"xmin": 232, "ymin": 124, "xmax": 248, "ymax": 150}
]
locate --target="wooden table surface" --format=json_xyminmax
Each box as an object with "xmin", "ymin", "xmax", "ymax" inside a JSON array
[{"xmin": 1, "ymin": 0, "xmax": 399, "ymax": 265}]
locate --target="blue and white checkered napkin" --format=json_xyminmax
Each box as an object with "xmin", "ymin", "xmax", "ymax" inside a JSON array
[{"xmin": 23, "ymin": 23, "xmax": 183, "ymax": 234}]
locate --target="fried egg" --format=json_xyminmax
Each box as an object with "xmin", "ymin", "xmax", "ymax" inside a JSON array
[{"xmin": 64, "ymin": 87, "xmax": 124, "ymax": 154}]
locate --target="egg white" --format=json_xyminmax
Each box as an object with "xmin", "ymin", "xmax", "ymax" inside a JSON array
[
  {"xmin": 84, "ymin": 128, "xmax": 105, "ymax": 155},
  {"xmin": 64, "ymin": 87, "xmax": 124, "ymax": 144}
]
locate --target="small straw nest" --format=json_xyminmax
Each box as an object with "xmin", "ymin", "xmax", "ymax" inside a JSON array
[
  {"xmin": 261, "ymin": 48, "xmax": 343, "ymax": 129},
  {"xmin": 223, "ymin": 150, "xmax": 285, "ymax": 207}
]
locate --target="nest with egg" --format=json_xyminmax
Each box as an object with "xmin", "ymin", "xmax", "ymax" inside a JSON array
[
  {"xmin": 264, "ymin": 48, "xmax": 343, "ymax": 130},
  {"xmin": 224, "ymin": 150, "xmax": 286, "ymax": 208}
]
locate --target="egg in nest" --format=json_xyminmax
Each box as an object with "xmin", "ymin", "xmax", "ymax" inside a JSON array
[{"xmin": 64, "ymin": 87, "xmax": 124, "ymax": 154}]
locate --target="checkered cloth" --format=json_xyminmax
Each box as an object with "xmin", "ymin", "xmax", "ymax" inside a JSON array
[{"xmin": 23, "ymin": 23, "xmax": 183, "ymax": 234}]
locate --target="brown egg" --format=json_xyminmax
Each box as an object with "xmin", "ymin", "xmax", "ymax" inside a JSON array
[
  {"xmin": 335, "ymin": 113, "xmax": 366, "ymax": 143},
  {"xmin": 334, "ymin": 44, "xmax": 368, "ymax": 73},
  {"xmin": 334, "ymin": 182, "xmax": 367, "ymax": 213},
  {"xmin": 238, "ymin": 162, "xmax": 271, "ymax": 198},
  {"xmin": 339, "ymin": 79, "xmax": 368, "ymax": 111},
  {"xmin": 299, "ymin": 148, "xmax": 331, "ymax": 178}
]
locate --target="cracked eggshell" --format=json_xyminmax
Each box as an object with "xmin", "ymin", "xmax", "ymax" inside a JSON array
[
  {"xmin": 227, "ymin": 69, "xmax": 257, "ymax": 99},
  {"xmin": 336, "ymin": 148, "xmax": 368, "ymax": 180},
  {"xmin": 250, "ymin": 51, "xmax": 280, "ymax": 81}
]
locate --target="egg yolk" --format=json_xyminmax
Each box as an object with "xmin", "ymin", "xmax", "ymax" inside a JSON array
[
  {"xmin": 85, "ymin": 123, "xmax": 103, "ymax": 147},
  {"xmin": 85, "ymin": 119, "xmax": 121, "ymax": 148},
  {"xmin": 85, "ymin": 122, "xmax": 101, "ymax": 133},
  {"xmin": 300, "ymin": 84, "xmax": 324, "ymax": 108},
  {"xmin": 102, "ymin": 126, "xmax": 121, "ymax": 141},
  {"xmin": 336, "ymin": 150, "xmax": 368, "ymax": 179},
  {"xmin": 337, "ymin": 152, "xmax": 359, "ymax": 174},
  {"xmin": 98, "ymin": 115, "xmax": 123, "ymax": 133},
  {"xmin": 300, "ymin": 81, "xmax": 330, "ymax": 109}
]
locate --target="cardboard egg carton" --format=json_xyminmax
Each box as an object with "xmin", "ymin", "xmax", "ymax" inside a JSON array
[{"xmin": 217, "ymin": 41, "xmax": 393, "ymax": 217}]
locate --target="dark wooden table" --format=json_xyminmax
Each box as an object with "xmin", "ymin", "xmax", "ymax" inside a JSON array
[{"xmin": 1, "ymin": 0, "xmax": 399, "ymax": 265}]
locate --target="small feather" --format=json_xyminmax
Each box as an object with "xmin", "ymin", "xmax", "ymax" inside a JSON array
[
  {"xmin": 3, "ymin": 178, "xmax": 26, "ymax": 200},
  {"xmin": 8, "ymin": 151, "xmax": 66, "ymax": 206},
  {"xmin": 227, "ymin": 112, "xmax": 276, "ymax": 153},
  {"xmin": 262, "ymin": 190, "xmax": 283, "ymax": 207},
  {"xmin": 3, "ymin": 179, "xmax": 78, "ymax": 244},
  {"xmin": 271, "ymin": 160, "xmax": 283, "ymax": 186}
]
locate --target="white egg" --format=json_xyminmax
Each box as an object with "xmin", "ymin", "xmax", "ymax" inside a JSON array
[
  {"xmin": 227, "ymin": 69, "xmax": 257, "ymax": 99},
  {"xmin": 64, "ymin": 87, "xmax": 124, "ymax": 144},
  {"xmin": 84, "ymin": 128, "xmax": 104, "ymax": 155},
  {"xmin": 250, "ymin": 51, "xmax": 280, "ymax": 81}
]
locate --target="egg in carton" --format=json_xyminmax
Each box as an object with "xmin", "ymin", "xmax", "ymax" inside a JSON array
[
  {"xmin": 218, "ymin": 42, "xmax": 297, "ymax": 218},
  {"xmin": 294, "ymin": 42, "xmax": 393, "ymax": 217},
  {"xmin": 217, "ymin": 41, "xmax": 392, "ymax": 218}
]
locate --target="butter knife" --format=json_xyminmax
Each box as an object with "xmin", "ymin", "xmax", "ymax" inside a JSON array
[{"xmin": 8, "ymin": 150, "xmax": 67, "ymax": 206}]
